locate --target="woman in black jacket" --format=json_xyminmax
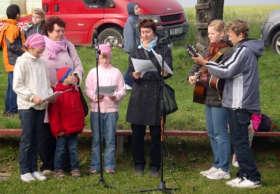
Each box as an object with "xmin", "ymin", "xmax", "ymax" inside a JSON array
[{"xmin": 126, "ymin": 19, "xmax": 172, "ymax": 177}]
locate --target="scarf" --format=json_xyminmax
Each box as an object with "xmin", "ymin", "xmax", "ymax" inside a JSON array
[
  {"xmin": 138, "ymin": 36, "xmax": 158, "ymax": 52},
  {"xmin": 44, "ymin": 36, "xmax": 68, "ymax": 60}
]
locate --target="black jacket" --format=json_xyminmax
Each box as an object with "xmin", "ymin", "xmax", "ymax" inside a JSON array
[{"xmin": 126, "ymin": 43, "xmax": 172, "ymax": 126}]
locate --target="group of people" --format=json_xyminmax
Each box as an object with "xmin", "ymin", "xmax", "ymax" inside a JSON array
[{"xmin": 0, "ymin": 2, "xmax": 264, "ymax": 189}]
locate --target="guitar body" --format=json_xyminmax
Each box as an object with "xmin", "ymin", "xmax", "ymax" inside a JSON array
[{"xmin": 193, "ymin": 82, "xmax": 206, "ymax": 104}]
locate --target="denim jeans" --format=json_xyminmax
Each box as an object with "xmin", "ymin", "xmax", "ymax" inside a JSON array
[
  {"xmin": 228, "ymin": 108, "xmax": 261, "ymax": 182},
  {"xmin": 19, "ymin": 108, "xmax": 45, "ymax": 174},
  {"xmin": 5, "ymin": 72, "xmax": 17, "ymax": 113},
  {"xmin": 54, "ymin": 134, "xmax": 79, "ymax": 170},
  {"xmin": 131, "ymin": 124, "xmax": 161, "ymax": 171},
  {"xmin": 37, "ymin": 123, "xmax": 56, "ymax": 171},
  {"xmin": 205, "ymin": 105, "xmax": 230, "ymax": 172},
  {"xmin": 90, "ymin": 112, "xmax": 118, "ymax": 171}
]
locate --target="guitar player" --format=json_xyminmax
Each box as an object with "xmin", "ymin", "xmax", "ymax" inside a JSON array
[{"xmin": 187, "ymin": 20, "xmax": 233, "ymax": 180}]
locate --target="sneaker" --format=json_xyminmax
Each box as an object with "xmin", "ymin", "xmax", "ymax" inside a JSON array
[
  {"xmin": 20, "ymin": 173, "xmax": 36, "ymax": 183},
  {"xmin": 42, "ymin": 169, "xmax": 53, "ymax": 176},
  {"xmin": 125, "ymin": 84, "xmax": 132, "ymax": 90},
  {"xmin": 200, "ymin": 166, "xmax": 218, "ymax": 176},
  {"xmin": 226, "ymin": 177, "xmax": 243, "ymax": 186},
  {"xmin": 89, "ymin": 169, "xmax": 99, "ymax": 175},
  {"xmin": 206, "ymin": 168, "xmax": 230, "ymax": 180},
  {"xmin": 232, "ymin": 160, "xmax": 239, "ymax": 168},
  {"xmin": 32, "ymin": 171, "xmax": 47, "ymax": 181},
  {"xmin": 55, "ymin": 170, "xmax": 65, "ymax": 178},
  {"xmin": 227, "ymin": 177, "xmax": 261, "ymax": 188},
  {"xmin": 70, "ymin": 169, "xmax": 81, "ymax": 177},
  {"xmin": 150, "ymin": 169, "xmax": 160, "ymax": 178},
  {"xmin": 105, "ymin": 169, "xmax": 115, "ymax": 174},
  {"xmin": 134, "ymin": 166, "xmax": 144, "ymax": 176}
]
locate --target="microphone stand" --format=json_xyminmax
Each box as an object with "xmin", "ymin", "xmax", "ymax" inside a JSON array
[
  {"xmin": 93, "ymin": 37, "xmax": 112, "ymax": 188},
  {"xmin": 139, "ymin": 35, "xmax": 178, "ymax": 194}
]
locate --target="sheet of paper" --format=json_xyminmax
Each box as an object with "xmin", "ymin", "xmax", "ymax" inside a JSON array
[
  {"xmin": 42, "ymin": 91, "xmax": 62, "ymax": 102},
  {"xmin": 95, "ymin": 85, "xmax": 117, "ymax": 96},
  {"xmin": 151, "ymin": 50, "xmax": 173, "ymax": 75},
  {"xmin": 131, "ymin": 58, "xmax": 157, "ymax": 77}
]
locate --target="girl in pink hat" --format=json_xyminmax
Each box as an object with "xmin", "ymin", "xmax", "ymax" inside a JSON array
[
  {"xmin": 13, "ymin": 33, "xmax": 53, "ymax": 182},
  {"xmin": 85, "ymin": 43, "xmax": 126, "ymax": 174}
]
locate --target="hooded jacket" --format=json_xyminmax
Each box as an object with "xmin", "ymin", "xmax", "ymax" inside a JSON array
[
  {"xmin": 48, "ymin": 83, "xmax": 85, "ymax": 137},
  {"xmin": 123, "ymin": 2, "xmax": 140, "ymax": 53},
  {"xmin": 0, "ymin": 19, "xmax": 25, "ymax": 72},
  {"xmin": 206, "ymin": 39, "xmax": 264, "ymax": 111}
]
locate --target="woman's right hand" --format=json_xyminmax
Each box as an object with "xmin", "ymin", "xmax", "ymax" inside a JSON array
[
  {"xmin": 132, "ymin": 71, "xmax": 141, "ymax": 79},
  {"xmin": 188, "ymin": 76, "xmax": 196, "ymax": 85}
]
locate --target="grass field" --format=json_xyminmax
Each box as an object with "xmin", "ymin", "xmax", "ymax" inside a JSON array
[{"xmin": 0, "ymin": 5, "xmax": 280, "ymax": 194}]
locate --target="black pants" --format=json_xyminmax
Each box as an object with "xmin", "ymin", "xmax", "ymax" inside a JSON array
[
  {"xmin": 37, "ymin": 123, "xmax": 56, "ymax": 171},
  {"xmin": 131, "ymin": 124, "xmax": 161, "ymax": 170},
  {"xmin": 228, "ymin": 109, "xmax": 261, "ymax": 182}
]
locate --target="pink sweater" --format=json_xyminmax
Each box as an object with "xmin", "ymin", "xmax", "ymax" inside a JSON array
[{"xmin": 85, "ymin": 64, "xmax": 126, "ymax": 113}]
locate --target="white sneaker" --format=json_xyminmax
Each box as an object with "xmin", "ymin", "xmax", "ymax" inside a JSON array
[
  {"xmin": 228, "ymin": 177, "xmax": 261, "ymax": 188},
  {"xmin": 199, "ymin": 166, "xmax": 218, "ymax": 176},
  {"xmin": 232, "ymin": 160, "xmax": 239, "ymax": 168},
  {"xmin": 42, "ymin": 169, "xmax": 53, "ymax": 176},
  {"xmin": 32, "ymin": 171, "xmax": 47, "ymax": 181},
  {"xmin": 125, "ymin": 84, "xmax": 132, "ymax": 90},
  {"xmin": 20, "ymin": 173, "xmax": 36, "ymax": 183},
  {"xmin": 206, "ymin": 168, "xmax": 230, "ymax": 180},
  {"xmin": 226, "ymin": 177, "xmax": 243, "ymax": 186}
]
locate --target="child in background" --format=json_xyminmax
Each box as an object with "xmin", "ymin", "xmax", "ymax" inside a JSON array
[
  {"xmin": 24, "ymin": 8, "xmax": 46, "ymax": 38},
  {"xmin": 0, "ymin": 4, "xmax": 25, "ymax": 116},
  {"xmin": 48, "ymin": 67, "xmax": 84, "ymax": 178},
  {"xmin": 13, "ymin": 33, "xmax": 53, "ymax": 182},
  {"xmin": 85, "ymin": 43, "xmax": 126, "ymax": 174}
]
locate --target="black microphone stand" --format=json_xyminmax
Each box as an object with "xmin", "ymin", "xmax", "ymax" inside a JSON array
[
  {"xmin": 139, "ymin": 35, "xmax": 178, "ymax": 194},
  {"xmin": 93, "ymin": 37, "xmax": 112, "ymax": 188}
]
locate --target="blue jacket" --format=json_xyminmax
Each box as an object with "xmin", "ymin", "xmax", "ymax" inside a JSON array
[{"xmin": 206, "ymin": 39, "xmax": 264, "ymax": 111}]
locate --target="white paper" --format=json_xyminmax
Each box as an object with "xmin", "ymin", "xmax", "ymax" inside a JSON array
[
  {"xmin": 151, "ymin": 50, "xmax": 173, "ymax": 75},
  {"xmin": 131, "ymin": 58, "xmax": 157, "ymax": 77},
  {"xmin": 95, "ymin": 85, "xmax": 117, "ymax": 96},
  {"xmin": 42, "ymin": 91, "xmax": 62, "ymax": 102}
]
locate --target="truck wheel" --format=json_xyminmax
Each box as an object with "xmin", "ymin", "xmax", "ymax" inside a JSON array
[
  {"xmin": 97, "ymin": 27, "xmax": 123, "ymax": 47},
  {"xmin": 272, "ymin": 31, "xmax": 280, "ymax": 55}
]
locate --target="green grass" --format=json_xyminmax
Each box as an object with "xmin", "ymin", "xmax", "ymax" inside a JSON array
[{"xmin": 1, "ymin": 137, "xmax": 280, "ymax": 194}]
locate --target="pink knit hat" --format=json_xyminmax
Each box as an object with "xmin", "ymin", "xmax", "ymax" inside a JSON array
[
  {"xmin": 24, "ymin": 33, "xmax": 45, "ymax": 49},
  {"xmin": 99, "ymin": 43, "xmax": 111, "ymax": 57}
]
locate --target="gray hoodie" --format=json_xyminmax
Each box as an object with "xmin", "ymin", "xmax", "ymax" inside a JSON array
[
  {"xmin": 205, "ymin": 40, "xmax": 264, "ymax": 111},
  {"xmin": 123, "ymin": 2, "xmax": 140, "ymax": 53}
]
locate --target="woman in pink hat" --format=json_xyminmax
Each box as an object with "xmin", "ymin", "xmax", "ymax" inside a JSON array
[{"xmin": 13, "ymin": 33, "xmax": 53, "ymax": 182}]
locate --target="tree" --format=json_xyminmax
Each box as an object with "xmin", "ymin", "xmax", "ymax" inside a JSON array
[{"xmin": 195, "ymin": 0, "xmax": 224, "ymax": 51}]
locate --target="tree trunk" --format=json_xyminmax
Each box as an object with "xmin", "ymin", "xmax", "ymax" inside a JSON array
[{"xmin": 195, "ymin": 0, "xmax": 224, "ymax": 51}]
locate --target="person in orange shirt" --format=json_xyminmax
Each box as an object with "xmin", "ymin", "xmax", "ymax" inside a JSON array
[{"xmin": 0, "ymin": 4, "xmax": 25, "ymax": 116}]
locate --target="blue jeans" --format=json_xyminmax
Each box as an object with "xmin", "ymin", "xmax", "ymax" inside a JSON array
[
  {"xmin": 54, "ymin": 134, "xmax": 79, "ymax": 170},
  {"xmin": 5, "ymin": 72, "xmax": 17, "ymax": 113},
  {"xmin": 19, "ymin": 108, "xmax": 45, "ymax": 174},
  {"xmin": 205, "ymin": 105, "xmax": 230, "ymax": 172},
  {"xmin": 228, "ymin": 109, "xmax": 261, "ymax": 182},
  {"xmin": 90, "ymin": 112, "xmax": 118, "ymax": 171}
]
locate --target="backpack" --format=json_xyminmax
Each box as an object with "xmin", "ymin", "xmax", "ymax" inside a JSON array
[{"xmin": 251, "ymin": 113, "xmax": 272, "ymax": 132}]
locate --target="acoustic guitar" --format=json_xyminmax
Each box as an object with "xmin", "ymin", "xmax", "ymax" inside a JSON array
[{"xmin": 186, "ymin": 45, "xmax": 226, "ymax": 104}]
